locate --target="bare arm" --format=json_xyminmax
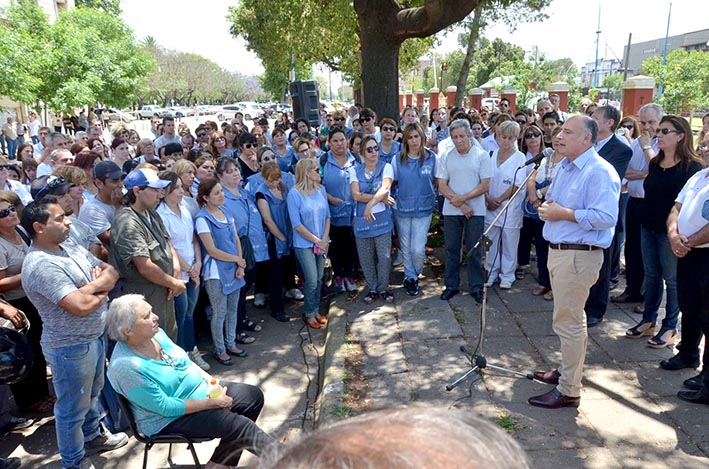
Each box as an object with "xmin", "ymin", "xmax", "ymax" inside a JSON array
[
  {"xmin": 197, "ymin": 232, "xmax": 242, "ymax": 263},
  {"xmin": 0, "ymin": 270, "xmax": 22, "ymax": 293},
  {"xmin": 57, "ymin": 263, "xmax": 119, "ymax": 317},
  {"xmin": 97, "ymin": 229, "xmax": 111, "ymax": 246},
  {"xmin": 624, "ymin": 168, "xmax": 648, "ymax": 181}
]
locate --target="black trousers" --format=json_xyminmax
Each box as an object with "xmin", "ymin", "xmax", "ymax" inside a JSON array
[
  {"xmin": 676, "ymin": 248, "xmax": 709, "ymax": 390},
  {"xmin": 610, "ymin": 192, "xmax": 629, "ymax": 284},
  {"xmin": 329, "ymin": 225, "xmax": 357, "ymax": 278},
  {"xmin": 8, "ymin": 296, "xmax": 50, "ymax": 409},
  {"xmin": 623, "ymin": 197, "xmax": 645, "ymax": 297},
  {"xmin": 159, "ymin": 382, "xmax": 274, "ymax": 466},
  {"xmin": 585, "ymin": 245, "xmax": 612, "ymax": 320},
  {"xmin": 517, "ymin": 216, "xmax": 536, "ymax": 266}
]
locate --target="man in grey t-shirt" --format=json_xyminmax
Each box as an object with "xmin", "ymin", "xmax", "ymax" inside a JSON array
[
  {"xmin": 20, "ymin": 198, "xmax": 126, "ymax": 469},
  {"xmin": 436, "ymin": 119, "xmax": 492, "ymax": 304}
]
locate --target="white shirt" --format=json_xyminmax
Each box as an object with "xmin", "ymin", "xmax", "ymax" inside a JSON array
[
  {"xmin": 157, "ymin": 201, "xmax": 196, "ymax": 281},
  {"xmin": 195, "ymin": 216, "xmax": 225, "ymax": 280},
  {"xmin": 626, "ymin": 138, "xmax": 658, "ymax": 198},
  {"xmin": 485, "ymin": 150, "xmax": 527, "ymax": 229},
  {"xmin": 436, "ymin": 144, "xmax": 492, "ymax": 217},
  {"xmin": 481, "ymin": 134, "xmax": 499, "ymax": 152},
  {"xmin": 347, "ymin": 163, "xmax": 393, "ymax": 214},
  {"xmin": 36, "ymin": 162, "xmax": 53, "ymax": 178},
  {"xmin": 676, "ymin": 167, "xmax": 709, "ymax": 248}
]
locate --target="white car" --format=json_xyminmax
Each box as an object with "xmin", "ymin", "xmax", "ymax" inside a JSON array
[{"xmin": 234, "ymin": 102, "xmax": 265, "ymax": 121}]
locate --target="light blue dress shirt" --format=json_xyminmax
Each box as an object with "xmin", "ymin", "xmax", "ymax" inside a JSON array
[{"xmin": 542, "ymin": 146, "xmax": 621, "ymax": 249}]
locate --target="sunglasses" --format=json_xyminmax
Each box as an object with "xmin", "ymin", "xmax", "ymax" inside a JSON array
[
  {"xmin": 656, "ymin": 128, "xmax": 681, "ymax": 135},
  {"xmin": 362, "ymin": 116, "xmax": 373, "ymax": 122},
  {"xmin": 525, "ymin": 132, "xmax": 542, "ymax": 138},
  {"xmin": 35, "ymin": 175, "xmax": 67, "ymax": 199},
  {"xmin": 381, "ymin": 126, "xmax": 396, "ymax": 132},
  {"xmin": 298, "ymin": 148, "xmax": 309, "ymax": 154},
  {"xmin": 214, "ymin": 137, "xmax": 225, "ymax": 142},
  {"xmin": 196, "ymin": 132, "xmax": 207, "ymax": 138},
  {"xmin": 243, "ymin": 143, "xmax": 257, "ymax": 149},
  {"xmin": 516, "ymin": 120, "xmax": 527, "ymax": 125},
  {"xmin": 262, "ymin": 155, "xmax": 275, "ymax": 161},
  {"xmin": 0, "ymin": 205, "xmax": 17, "ymax": 219},
  {"xmin": 365, "ymin": 145, "xmax": 380, "ymax": 154},
  {"xmin": 334, "ymin": 117, "xmax": 346, "ymax": 122},
  {"xmin": 621, "ymin": 124, "xmax": 634, "ymax": 129}
]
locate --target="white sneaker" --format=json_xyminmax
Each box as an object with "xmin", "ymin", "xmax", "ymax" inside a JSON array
[
  {"xmin": 189, "ymin": 347, "xmax": 211, "ymax": 371},
  {"xmin": 499, "ymin": 281, "xmax": 513, "ymax": 290},
  {"xmin": 344, "ymin": 277, "xmax": 358, "ymax": 292},
  {"xmin": 254, "ymin": 293, "xmax": 266, "ymax": 307},
  {"xmin": 485, "ymin": 278, "xmax": 497, "ymax": 288},
  {"xmin": 285, "ymin": 288, "xmax": 304, "ymax": 300}
]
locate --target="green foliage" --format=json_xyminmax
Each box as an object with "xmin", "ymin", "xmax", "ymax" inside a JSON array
[
  {"xmin": 75, "ymin": 0, "xmax": 122, "ymax": 15},
  {"xmin": 0, "ymin": 1, "xmax": 152, "ymax": 110},
  {"xmin": 603, "ymin": 74, "xmax": 624, "ymax": 101},
  {"xmin": 642, "ymin": 50, "xmax": 709, "ymax": 114}
]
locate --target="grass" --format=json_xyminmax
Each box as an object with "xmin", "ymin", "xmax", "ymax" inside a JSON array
[
  {"xmin": 331, "ymin": 404, "xmax": 352, "ymax": 419},
  {"xmin": 498, "ymin": 413, "xmax": 523, "ymax": 434}
]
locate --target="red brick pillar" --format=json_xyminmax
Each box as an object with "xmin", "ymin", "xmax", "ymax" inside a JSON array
[
  {"xmin": 446, "ymin": 86, "xmax": 457, "ymax": 107},
  {"xmin": 545, "ymin": 82, "xmax": 570, "ymax": 112},
  {"xmin": 469, "ymin": 88, "xmax": 484, "ymax": 111},
  {"xmin": 405, "ymin": 90, "xmax": 413, "ymax": 108},
  {"xmin": 415, "ymin": 89, "xmax": 425, "ymax": 110},
  {"xmin": 622, "ymin": 75, "xmax": 656, "ymax": 117},
  {"xmin": 501, "ymin": 87, "xmax": 517, "ymax": 114},
  {"xmin": 429, "ymin": 88, "xmax": 440, "ymax": 112}
]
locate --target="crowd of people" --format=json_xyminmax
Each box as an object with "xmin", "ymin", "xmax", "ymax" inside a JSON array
[{"xmin": 0, "ymin": 98, "xmax": 708, "ymax": 468}]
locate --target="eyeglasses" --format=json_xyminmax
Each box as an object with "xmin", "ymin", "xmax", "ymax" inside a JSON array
[
  {"xmin": 262, "ymin": 154, "xmax": 275, "ymax": 161},
  {"xmin": 525, "ymin": 132, "xmax": 542, "ymax": 138},
  {"xmin": 656, "ymin": 128, "xmax": 681, "ymax": 135},
  {"xmin": 334, "ymin": 117, "xmax": 346, "ymax": 122},
  {"xmin": 621, "ymin": 124, "xmax": 634, "ymax": 130},
  {"xmin": 35, "ymin": 175, "xmax": 67, "ymax": 199},
  {"xmin": 196, "ymin": 132, "xmax": 207, "ymax": 138},
  {"xmin": 214, "ymin": 137, "xmax": 225, "ymax": 142},
  {"xmin": 516, "ymin": 120, "xmax": 527, "ymax": 125},
  {"xmin": 381, "ymin": 126, "xmax": 396, "ymax": 132},
  {"xmin": 243, "ymin": 143, "xmax": 256, "ymax": 149},
  {"xmin": 0, "ymin": 205, "xmax": 17, "ymax": 219},
  {"xmin": 365, "ymin": 145, "xmax": 379, "ymax": 154},
  {"xmin": 298, "ymin": 148, "xmax": 309, "ymax": 154},
  {"xmin": 362, "ymin": 116, "xmax": 373, "ymax": 122}
]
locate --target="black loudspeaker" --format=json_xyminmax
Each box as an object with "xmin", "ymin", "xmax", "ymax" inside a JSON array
[{"xmin": 289, "ymin": 80, "xmax": 320, "ymax": 127}]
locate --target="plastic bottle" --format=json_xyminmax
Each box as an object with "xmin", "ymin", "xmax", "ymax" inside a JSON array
[{"xmin": 207, "ymin": 378, "xmax": 221, "ymax": 399}]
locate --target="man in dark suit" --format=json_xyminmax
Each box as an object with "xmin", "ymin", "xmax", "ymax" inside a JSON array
[{"xmin": 585, "ymin": 106, "xmax": 633, "ymax": 327}]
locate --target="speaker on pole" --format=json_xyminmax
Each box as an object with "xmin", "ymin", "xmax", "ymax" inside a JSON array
[{"xmin": 289, "ymin": 80, "xmax": 320, "ymax": 128}]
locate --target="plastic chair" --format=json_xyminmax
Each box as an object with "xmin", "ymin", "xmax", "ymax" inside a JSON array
[{"xmin": 116, "ymin": 393, "xmax": 213, "ymax": 469}]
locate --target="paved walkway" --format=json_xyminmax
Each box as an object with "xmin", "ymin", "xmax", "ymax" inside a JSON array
[{"xmin": 319, "ymin": 250, "xmax": 708, "ymax": 468}]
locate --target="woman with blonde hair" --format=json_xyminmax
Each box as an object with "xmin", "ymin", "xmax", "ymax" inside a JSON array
[
  {"xmin": 135, "ymin": 138, "xmax": 157, "ymax": 164},
  {"xmin": 52, "ymin": 165, "xmax": 88, "ymax": 216},
  {"xmin": 287, "ymin": 159, "xmax": 330, "ymax": 329},
  {"xmin": 173, "ymin": 159, "xmax": 200, "ymax": 217}
]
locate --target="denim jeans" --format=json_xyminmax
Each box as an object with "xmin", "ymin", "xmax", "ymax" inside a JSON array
[
  {"xmin": 174, "ymin": 279, "xmax": 199, "ymax": 351},
  {"xmin": 640, "ymin": 227, "xmax": 679, "ymax": 328},
  {"xmin": 443, "ymin": 215, "xmax": 484, "ymax": 293},
  {"xmin": 5, "ymin": 138, "xmax": 17, "ymax": 160},
  {"xmin": 394, "ymin": 213, "xmax": 432, "ymax": 281},
  {"xmin": 43, "ymin": 338, "xmax": 105, "ymax": 468},
  {"xmin": 294, "ymin": 247, "xmax": 325, "ymax": 317},
  {"xmin": 204, "ymin": 279, "xmax": 239, "ymax": 355}
]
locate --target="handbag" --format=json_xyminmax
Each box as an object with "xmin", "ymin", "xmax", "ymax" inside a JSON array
[{"xmin": 239, "ymin": 198, "xmax": 257, "ymax": 273}]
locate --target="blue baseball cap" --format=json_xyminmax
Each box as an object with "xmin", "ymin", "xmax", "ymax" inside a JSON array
[{"xmin": 123, "ymin": 168, "xmax": 171, "ymax": 190}]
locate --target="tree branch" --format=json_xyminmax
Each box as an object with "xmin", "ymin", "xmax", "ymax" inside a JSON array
[{"xmin": 394, "ymin": 0, "xmax": 478, "ymax": 39}]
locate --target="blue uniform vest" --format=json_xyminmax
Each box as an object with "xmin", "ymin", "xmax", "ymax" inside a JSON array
[
  {"xmin": 195, "ymin": 207, "xmax": 246, "ymax": 295},
  {"xmin": 394, "ymin": 149, "xmax": 436, "ymax": 218},
  {"xmin": 222, "ymin": 187, "xmax": 269, "ymax": 263},
  {"xmin": 272, "ymin": 145, "xmax": 296, "ymax": 173},
  {"xmin": 321, "ymin": 151, "xmax": 356, "ymax": 227},
  {"xmin": 379, "ymin": 141, "xmax": 401, "ymax": 164},
  {"xmin": 257, "ymin": 187, "xmax": 291, "ymax": 258},
  {"xmin": 353, "ymin": 161, "xmax": 393, "ymax": 239}
]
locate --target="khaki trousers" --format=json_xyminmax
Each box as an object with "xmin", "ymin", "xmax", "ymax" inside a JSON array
[{"xmin": 548, "ymin": 248, "xmax": 603, "ymax": 397}]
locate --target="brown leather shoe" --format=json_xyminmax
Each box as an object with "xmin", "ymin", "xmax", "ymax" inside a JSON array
[
  {"xmin": 304, "ymin": 317, "xmax": 321, "ymax": 329},
  {"xmin": 532, "ymin": 286, "xmax": 551, "ymax": 296},
  {"xmin": 533, "ymin": 369, "xmax": 561, "ymax": 385},
  {"xmin": 316, "ymin": 315, "xmax": 328, "ymax": 325},
  {"xmin": 528, "ymin": 388, "xmax": 580, "ymax": 409},
  {"xmin": 611, "ymin": 292, "xmax": 643, "ymax": 303}
]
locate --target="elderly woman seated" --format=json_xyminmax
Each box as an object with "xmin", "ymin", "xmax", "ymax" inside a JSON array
[{"xmin": 106, "ymin": 294, "xmax": 274, "ymax": 469}]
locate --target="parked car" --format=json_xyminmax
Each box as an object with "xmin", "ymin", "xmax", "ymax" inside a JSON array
[
  {"xmin": 137, "ymin": 105, "xmax": 172, "ymax": 119},
  {"xmin": 235, "ymin": 102, "xmax": 265, "ymax": 121},
  {"xmin": 96, "ymin": 107, "xmax": 135, "ymax": 123},
  {"xmin": 167, "ymin": 106, "xmax": 195, "ymax": 118}
]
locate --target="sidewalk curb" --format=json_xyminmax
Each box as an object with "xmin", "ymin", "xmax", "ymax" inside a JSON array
[{"xmin": 315, "ymin": 296, "xmax": 348, "ymax": 429}]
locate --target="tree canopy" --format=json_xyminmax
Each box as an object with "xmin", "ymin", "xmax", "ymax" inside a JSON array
[
  {"xmin": 0, "ymin": 0, "xmax": 153, "ymax": 111},
  {"xmin": 642, "ymin": 50, "xmax": 709, "ymax": 114}
]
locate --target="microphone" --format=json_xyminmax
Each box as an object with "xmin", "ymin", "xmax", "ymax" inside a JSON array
[{"xmin": 518, "ymin": 151, "xmax": 546, "ymax": 169}]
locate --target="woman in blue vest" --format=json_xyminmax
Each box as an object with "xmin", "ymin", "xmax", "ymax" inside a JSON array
[
  {"xmin": 321, "ymin": 127, "xmax": 358, "ymax": 293},
  {"xmin": 287, "ymin": 159, "xmax": 331, "ymax": 329},
  {"xmin": 194, "ymin": 178, "xmax": 248, "ymax": 366},
  {"xmin": 272, "ymin": 127, "xmax": 297, "ymax": 173},
  {"xmin": 255, "ymin": 161, "xmax": 292, "ymax": 323},
  {"xmin": 217, "ymin": 158, "xmax": 272, "ymax": 344},
  {"xmin": 392, "ymin": 123, "xmax": 437, "ymax": 296},
  {"xmin": 378, "ymin": 118, "xmax": 402, "ymax": 164},
  {"xmin": 350, "ymin": 136, "xmax": 395, "ymax": 304}
]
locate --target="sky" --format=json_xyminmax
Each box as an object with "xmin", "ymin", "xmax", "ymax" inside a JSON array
[{"xmin": 121, "ymin": 0, "xmax": 706, "ymax": 78}]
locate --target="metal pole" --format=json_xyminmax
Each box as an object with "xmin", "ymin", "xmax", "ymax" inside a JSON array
[
  {"xmin": 657, "ymin": 2, "xmax": 672, "ymax": 98},
  {"xmin": 623, "ymin": 33, "xmax": 632, "ymax": 81},
  {"xmin": 593, "ymin": 5, "xmax": 601, "ymax": 88}
]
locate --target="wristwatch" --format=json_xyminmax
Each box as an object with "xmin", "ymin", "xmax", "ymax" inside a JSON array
[{"xmin": 641, "ymin": 145, "xmax": 652, "ymax": 151}]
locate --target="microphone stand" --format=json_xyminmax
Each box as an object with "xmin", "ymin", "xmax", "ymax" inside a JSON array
[{"xmin": 446, "ymin": 159, "xmax": 542, "ymax": 392}]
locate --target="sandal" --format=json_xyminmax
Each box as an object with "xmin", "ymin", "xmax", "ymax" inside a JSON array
[
  {"xmin": 532, "ymin": 286, "xmax": 551, "ymax": 296},
  {"xmin": 213, "ymin": 353, "xmax": 233, "ymax": 366},
  {"xmin": 381, "ymin": 291, "xmax": 394, "ymax": 303},
  {"xmin": 625, "ymin": 321, "xmax": 656, "ymax": 339},
  {"xmin": 226, "ymin": 347, "xmax": 248, "ymax": 358},
  {"xmin": 236, "ymin": 332, "xmax": 256, "ymax": 344},
  {"xmin": 363, "ymin": 291, "xmax": 378, "ymax": 304},
  {"xmin": 647, "ymin": 327, "xmax": 677, "ymax": 349},
  {"xmin": 304, "ymin": 317, "xmax": 321, "ymax": 329},
  {"xmin": 515, "ymin": 266, "xmax": 527, "ymax": 280},
  {"xmin": 241, "ymin": 319, "xmax": 262, "ymax": 332},
  {"xmin": 543, "ymin": 290, "xmax": 554, "ymax": 301}
]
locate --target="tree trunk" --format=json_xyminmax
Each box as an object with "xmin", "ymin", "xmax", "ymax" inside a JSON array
[
  {"xmin": 358, "ymin": 20, "xmax": 402, "ymax": 120},
  {"xmin": 455, "ymin": 3, "xmax": 483, "ymax": 108}
]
